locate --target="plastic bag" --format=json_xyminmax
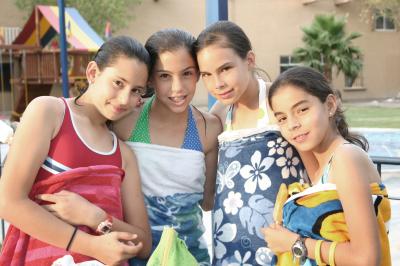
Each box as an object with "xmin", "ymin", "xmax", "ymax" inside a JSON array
[{"xmin": 146, "ymin": 227, "xmax": 198, "ymax": 266}]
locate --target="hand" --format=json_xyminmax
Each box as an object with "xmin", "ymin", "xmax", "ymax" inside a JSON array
[
  {"xmin": 37, "ymin": 190, "xmax": 104, "ymax": 229},
  {"xmin": 261, "ymin": 223, "xmax": 298, "ymax": 254},
  {"xmin": 93, "ymin": 232, "xmax": 143, "ymax": 265}
]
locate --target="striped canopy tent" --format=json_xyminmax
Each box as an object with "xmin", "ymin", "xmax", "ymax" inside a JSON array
[{"xmin": 13, "ymin": 5, "xmax": 103, "ymax": 51}]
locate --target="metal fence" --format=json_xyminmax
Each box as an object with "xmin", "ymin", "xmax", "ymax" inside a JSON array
[{"xmin": 0, "ymin": 27, "xmax": 21, "ymax": 45}]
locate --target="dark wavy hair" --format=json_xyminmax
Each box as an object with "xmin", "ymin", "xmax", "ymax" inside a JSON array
[{"xmin": 268, "ymin": 66, "xmax": 368, "ymax": 151}]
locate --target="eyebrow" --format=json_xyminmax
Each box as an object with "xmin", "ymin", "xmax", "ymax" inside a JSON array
[
  {"xmin": 217, "ymin": 62, "xmax": 232, "ymax": 72},
  {"xmin": 273, "ymin": 100, "xmax": 308, "ymax": 116},
  {"xmin": 155, "ymin": 66, "xmax": 197, "ymax": 74},
  {"xmin": 116, "ymin": 75, "xmax": 128, "ymax": 83},
  {"xmin": 199, "ymin": 62, "xmax": 232, "ymax": 75}
]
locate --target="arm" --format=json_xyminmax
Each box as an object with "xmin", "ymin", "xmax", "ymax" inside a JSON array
[
  {"xmin": 118, "ymin": 142, "xmax": 152, "ymax": 258},
  {"xmin": 0, "ymin": 97, "xmax": 141, "ymax": 265},
  {"xmin": 200, "ymin": 112, "xmax": 222, "ymax": 211},
  {"xmin": 262, "ymin": 146, "xmax": 381, "ymax": 266},
  {"xmin": 209, "ymin": 101, "xmax": 227, "ymax": 129},
  {"xmin": 38, "ymin": 142, "xmax": 152, "ymax": 259}
]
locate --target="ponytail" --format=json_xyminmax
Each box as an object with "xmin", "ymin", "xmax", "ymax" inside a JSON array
[{"xmin": 334, "ymin": 106, "xmax": 368, "ymax": 151}]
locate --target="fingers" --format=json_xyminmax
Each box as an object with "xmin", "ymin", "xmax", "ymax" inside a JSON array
[
  {"xmin": 36, "ymin": 193, "xmax": 59, "ymax": 203},
  {"xmin": 55, "ymin": 190, "xmax": 73, "ymax": 195},
  {"xmin": 114, "ymin": 232, "xmax": 138, "ymax": 242},
  {"xmin": 123, "ymin": 241, "xmax": 143, "ymax": 255}
]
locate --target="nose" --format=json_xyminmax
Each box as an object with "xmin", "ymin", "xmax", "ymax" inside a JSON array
[
  {"xmin": 171, "ymin": 76, "xmax": 184, "ymax": 94},
  {"xmin": 118, "ymin": 89, "xmax": 131, "ymax": 106},
  {"xmin": 215, "ymin": 75, "xmax": 225, "ymax": 90},
  {"xmin": 288, "ymin": 116, "xmax": 301, "ymax": 131}
]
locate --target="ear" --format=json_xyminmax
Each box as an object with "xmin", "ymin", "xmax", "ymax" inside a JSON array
[
  {"xmin": 86, "ymin": 61, "xmax": 99, "ymax": 84},
  {"xmin": 326, "ymin": 94, "xmax": 338, "ymax": 117},
  {"xmin": 246, "ymin": 50, "xmax": 256, "ymax": 68}
]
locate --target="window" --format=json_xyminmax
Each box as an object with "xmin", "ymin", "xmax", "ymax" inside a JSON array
[
  {"xmin": 345, "ymin": 71, "xmax": 364, "ymax": 89},
  {"xmin": 280, "ymin": 56, "xmax": 299, "ymax": 73},
  {"xmin": 374, "ymin": 11, "xmax": 395, "ymax": 31}
]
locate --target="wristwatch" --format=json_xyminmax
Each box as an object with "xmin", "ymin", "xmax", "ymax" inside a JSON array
[
  {"xmin": 291, "ymin": 235, "xmax": 307, "ymax": 265},
  {"xmin": 96, "ymin": 213, "xmax": 113, "ymax": 235}
]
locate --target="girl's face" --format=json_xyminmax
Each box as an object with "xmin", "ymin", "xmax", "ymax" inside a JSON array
[
  {"xmin": 270, "ymin": 85, "xmax": 336, "ymax": 152},
  {"xmin": 150, "ymin": 47, "xmax": 198, "ymax": 113},
  {"xmin": 196, "ymin": 45, "xmax": 254, "ymax": 105},
  {"xmin": 90, "ymin": 56, "xmax": 148, "ymax": 121}
]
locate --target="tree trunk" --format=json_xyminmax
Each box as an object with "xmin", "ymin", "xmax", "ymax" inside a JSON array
[{"xmin": 323, "ymin": 64, "xmax": 332, "ymax": 83}]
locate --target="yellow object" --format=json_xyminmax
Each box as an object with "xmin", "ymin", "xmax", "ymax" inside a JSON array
[
  {"xmin": 274, "ymin": 182, "xmax": 391, "ymax": 266},
  {"xmin": 314, "ymin": 240, "xmax": 326, "ymax": 265},
  {"xmin": 273, "ymin": 183, "xmax": 288, "ymax": 224},
  {"xmin": 328, "ymin": 241, "xmax": 338, "ymax": 266}
]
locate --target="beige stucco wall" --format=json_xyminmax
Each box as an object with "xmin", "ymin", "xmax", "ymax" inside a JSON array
[
  {"xmin": 1, "ymin": 0, "xmax": 399, "ymax": 107},
  {"xmin": 118, "ymin": 0, "xmax": 400, "ymax": 103},
  {"xmin": 117, "ymin": 0, "xmax": 209, "ymax": 108},
  {"xmin": 0, "ymin": 0, "xmax": 25, "ymax": 27}
]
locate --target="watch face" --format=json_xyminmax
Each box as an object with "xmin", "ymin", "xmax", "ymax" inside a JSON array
[
  {"xmin": 293, "ymin": 246, "xmax": 303, "ymax": 257},
  {"xmin": 99, "ymin": 221, "xmax": 112, "ymax": 234},
  {"xmin": 101, "ymin": 225, "xmax": 111, "ymax": 234}
]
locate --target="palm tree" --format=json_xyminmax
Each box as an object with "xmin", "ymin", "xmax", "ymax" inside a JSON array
[{"xmin": 293, "ymin": 14, "xmax": 363, "ymax": 84}]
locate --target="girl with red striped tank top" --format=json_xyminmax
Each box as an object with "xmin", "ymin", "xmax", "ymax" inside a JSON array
[{"xmin": 0, "ymin": 36, "xmax": 152, "ymax": 266}]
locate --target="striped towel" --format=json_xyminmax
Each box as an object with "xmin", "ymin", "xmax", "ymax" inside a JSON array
[
  {"xmin": 273, "ymin": 182, "xmax": 391, "ymax": 266},
  {"xmin": 0, "ymin": 165, "xmax": 125, "ymax": 266}
]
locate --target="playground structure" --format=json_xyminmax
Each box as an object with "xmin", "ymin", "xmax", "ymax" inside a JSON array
[{"xmin": 0, "ymin": 5, "xmax": 103, "ymax": 121}]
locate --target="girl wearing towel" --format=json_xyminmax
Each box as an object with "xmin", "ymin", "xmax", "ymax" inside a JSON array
[{"xmin": 114, "ymin": 28, "xmax": 222, "ymax": 265}]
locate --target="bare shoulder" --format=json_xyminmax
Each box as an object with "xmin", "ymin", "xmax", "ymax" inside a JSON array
[
  {"xmin": 209, "ymin": 101, "xmax": 228, "ymax": 126},
  {"xmin": 24, "ymin": 96, "xmax": 64, "ymax": 116},
  {"xmin": 193, "ymin": 107, "xmax": 222, "ymax": 152},
  {"xmin": 22, "ymin": 96, "xmax": 64, "ymax": 127},
  {"xmin": 118, "ymin": 139, "xmax": 137, "ymax": 169},
  {"xmin": 330, "ymin": 143, "xmax": 379, "ymax": 184},
  {"xmin": 199, "ymin": 110, "xmax": 222, "ymax": 136},
  {"xmin": 113, "ymin": 106, "xmax": 142, "ymax": 141}
]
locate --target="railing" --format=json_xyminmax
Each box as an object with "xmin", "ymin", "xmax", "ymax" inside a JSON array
[{"xmin": 372, "ymin": 156, "xmax": 400, "ymax": 200}]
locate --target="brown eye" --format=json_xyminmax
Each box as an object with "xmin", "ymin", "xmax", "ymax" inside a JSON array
[
  {"xmin": 114, "ymin": 80, "xmax": 123, "ymax": 88},
  {"xmin": 159, "ymin": 73, "xmax": 170, "ymax": 80},
  {"xmin": 298, "ymin": 107, "xmax": 309, "ymax": 114},
  {"xmin": 277, "ymin": 116, "xmax": 287, "ymax": 124},
  {"xmin": 183, "ymin": 70, "xmax": 193, "ymax": 77}
]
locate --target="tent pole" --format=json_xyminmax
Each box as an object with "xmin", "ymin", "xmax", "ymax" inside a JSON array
[
  {"xmin": 206, "ymin": 0, "xmax": 228, "ymax": 110},
  {"xmin": 35, "ymin": 6, "xmax": 40, "ymax": 46},
  {"xmin": 58, "ymin": 0, "xmax": 69, "ymax": 97}
]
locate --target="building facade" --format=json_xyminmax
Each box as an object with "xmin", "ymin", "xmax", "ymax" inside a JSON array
[{"xmin": 1, "ymin": 0, "xmax": 399, "ymax": 108}]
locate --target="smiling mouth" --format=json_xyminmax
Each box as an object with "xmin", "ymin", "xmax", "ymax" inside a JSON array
[
  {"xmin": 293, "ymin": 133, "xmax": 308, "ymax": 143},
  {"xmin": 169, "ymin": 96, "xmax": 187, "ymax": 105},
  {"xmin": 217, "ymin": 89, "xmax": 234, "ymax": 99},
  {"xmin": 112, "ymin": 107, "xmax": 127, "ymax": 116}
]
